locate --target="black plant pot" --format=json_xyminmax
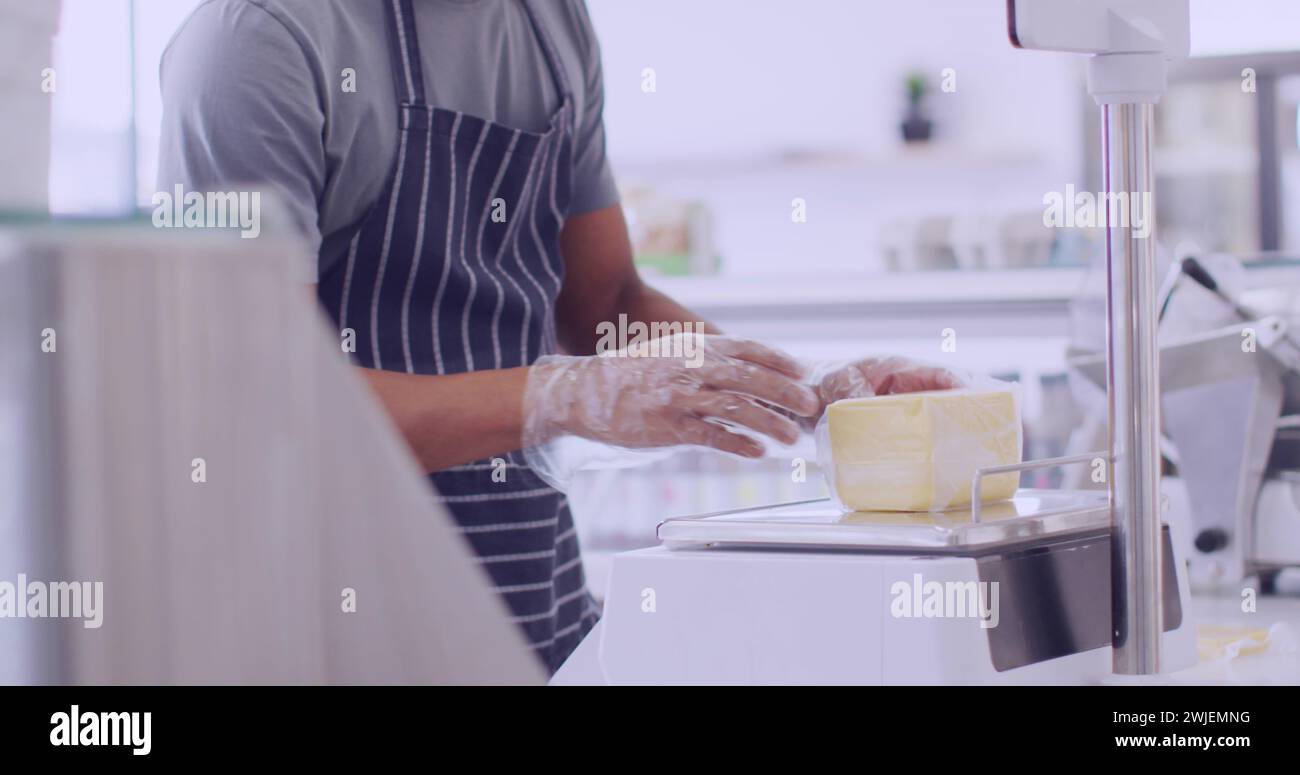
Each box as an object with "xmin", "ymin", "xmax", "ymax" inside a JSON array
[{"xmin": 901, "ymin": 110, "xmax": 933, "ymax": 143}]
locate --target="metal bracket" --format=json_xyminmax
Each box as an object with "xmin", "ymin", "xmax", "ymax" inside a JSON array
[{"xmin": 972, "ymin": 452, "xmax": 1110, "ymax": 523}]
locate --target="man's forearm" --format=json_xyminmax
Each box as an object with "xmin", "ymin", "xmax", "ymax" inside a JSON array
[
  {"xmin": 561, "ymin": 276, "xmax": 719, "ymax": 355},
  {"xmin": 617, "ymin": 278, "xmax": 720, "ymax": 339},
  {"xmin": 555, "ymin": 204, "xmax": 718, "ymax": 354},
  {"xmin": 359, "ymin": 279, "xmax": 715, "ymax": 473},
  {"xmin": 360, "ymin": 366, "xmax": 531, "ymax": 472}
]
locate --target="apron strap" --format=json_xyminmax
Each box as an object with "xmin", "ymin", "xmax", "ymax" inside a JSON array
[
  {"xmin": 518, "ymin": 0, "xmax": 574, "ymax": 100},
  {"xmin": 384, "ymin": 0, "xmax": 428, "ymax": 105}
]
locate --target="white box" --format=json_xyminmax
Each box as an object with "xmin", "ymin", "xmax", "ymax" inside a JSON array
[
  {"xmin": 0, "ymin": 90, "xmax": 52, "ymax": 212},
  {"xmin": 0, "ymin": 0, "xmax": 63, "ymax": 34}
]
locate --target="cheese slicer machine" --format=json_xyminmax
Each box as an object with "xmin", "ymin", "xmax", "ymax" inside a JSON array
[{"xmin": 551, "ymin": 0, "xmax": 1198, "ymax": 684}]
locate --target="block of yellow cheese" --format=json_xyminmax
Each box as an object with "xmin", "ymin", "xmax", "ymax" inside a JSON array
[{"xmin": 822, "ymin": 388, "xmax": 1021, "ymax": 512}]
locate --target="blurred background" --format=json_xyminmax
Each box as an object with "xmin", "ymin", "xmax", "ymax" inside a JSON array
[{"xmin": 30, "ymin": 0, "xmax": 1300, "ymax": 581}]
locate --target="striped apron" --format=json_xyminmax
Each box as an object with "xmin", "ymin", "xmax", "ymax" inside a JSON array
[{"xmin": 316, "ymin": 0, "xmax": 597, "ymax": 674}]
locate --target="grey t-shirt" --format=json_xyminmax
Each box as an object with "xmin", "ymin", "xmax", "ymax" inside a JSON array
[{"xmin": 157, "ymin": 0, "xmax": 619, "ymax": 281}]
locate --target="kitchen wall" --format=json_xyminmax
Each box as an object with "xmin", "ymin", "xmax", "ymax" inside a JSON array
[
  {"xmin": 588, "ymin": 0, "xmax": 1085, "ymax": 171},
  {"xmin": 585, "ymin": 0, "xmax": 1089, "ymax": 275},
  {"xmin": 1188, "ymin": 0, "xmax": 1300, "ymax": 56}
]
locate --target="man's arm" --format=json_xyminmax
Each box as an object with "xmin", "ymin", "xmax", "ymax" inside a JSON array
[
  {"xmin": 357, "ymin": 201, "xmax": 718, "ymax": 471},
  {"xmin": 305, "ymin": 282, "xmax": 533, "ymax": 471},
  {"xmin": 554, "ymin": 203, "xmax": 717, "ymax": 355},
  {"xmin": 158, "ymin": 2, "xmax": 327, "ymax": 261},
  {"xmin": 359, "ymin": 367, "xmax": 532, "ymax": 472}
]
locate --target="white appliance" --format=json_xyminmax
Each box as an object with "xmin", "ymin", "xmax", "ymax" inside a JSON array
[
  {"xmin": 1070, "ymin": 255, "xmax": 1300, "ymax": 590},
  {"xmin": 554, "ymin": 480, "xmax": 1196, "ymax": 685},
  {"xmin": 0, "ymin": 0, "xmax": 60, "ymax": 213}
]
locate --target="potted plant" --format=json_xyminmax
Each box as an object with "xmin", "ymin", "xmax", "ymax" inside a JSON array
[{"xmin": 900, "ymin": 72, "xmax": 933, "ymax": 143}]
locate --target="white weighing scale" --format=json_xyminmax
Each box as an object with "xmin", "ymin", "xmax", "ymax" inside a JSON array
[
  {"xmin": 554, "ymin": 0, "xmax": 1198, "ymax": 685},
  {"xmin": 553, "ymin": 465, "xmax": 1196, "ymax": 685}
]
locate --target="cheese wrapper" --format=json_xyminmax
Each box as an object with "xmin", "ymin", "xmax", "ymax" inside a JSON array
[{"xmin": 815, "ymin": 386, "xmax": 1022, "ymax": 512}]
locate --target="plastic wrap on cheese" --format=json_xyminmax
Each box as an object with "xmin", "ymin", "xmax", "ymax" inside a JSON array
[{"xmin": 814, "ymin": 385, "xmax": 1022, "ymax": 512}]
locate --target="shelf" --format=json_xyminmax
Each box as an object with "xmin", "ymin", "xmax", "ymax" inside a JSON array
[{"xmin": 647, "ymin": 267, "xmax": 1090, "ymax": 313}]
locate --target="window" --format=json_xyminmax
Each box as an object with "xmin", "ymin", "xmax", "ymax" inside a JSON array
[{"xmin": 48, "ymin": 0, "xmax": 200, "ymax": 215}]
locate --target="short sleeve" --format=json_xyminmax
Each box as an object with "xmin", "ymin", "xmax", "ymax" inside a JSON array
[
  {"xmin": 156, "ymin": 0, "xmax": 326, "ymax": 278},
  {"xmin": 566, "ymin": 1, "xmax": 620, "ymax": 216}
]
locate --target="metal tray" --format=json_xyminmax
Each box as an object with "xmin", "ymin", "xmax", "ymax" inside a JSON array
[{"xmin": 657, "ymin": 489, "xmax": 1110, "ymax": 554}]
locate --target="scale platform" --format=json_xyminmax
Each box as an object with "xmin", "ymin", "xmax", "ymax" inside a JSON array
[
  {"xmin": 657, "ymin": 489, "xmax": 1110, "ymax": 554},
  {"xmin": 553, "ymin": 485, "xmax": 1198, "ymax": 684}
]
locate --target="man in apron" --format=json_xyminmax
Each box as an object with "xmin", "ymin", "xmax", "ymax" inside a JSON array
[{"xmin": 158, "ymin": 0, "xmax": 959, "ymax": 674}]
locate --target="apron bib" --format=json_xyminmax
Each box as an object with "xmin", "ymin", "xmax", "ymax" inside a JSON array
[{"xmin": 316, "ymin": 0, "xmax": 597, "ymax": 673}]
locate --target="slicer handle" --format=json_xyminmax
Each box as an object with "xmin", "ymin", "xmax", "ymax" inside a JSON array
[{"xmin": 1180, "ymin": 256, "xmax": 1219, "ymax": 293}]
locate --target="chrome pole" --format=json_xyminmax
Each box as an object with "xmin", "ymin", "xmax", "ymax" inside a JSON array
[{"xmin": 1102, "ymin": 102, "xmax": 1163, "ymax": 674}]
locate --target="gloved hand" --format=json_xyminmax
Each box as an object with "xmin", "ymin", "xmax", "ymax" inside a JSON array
[
  {"xmin": 523, "ymin": 333, "xmax": 820, "ymax": 461},
  {"xmin": 810, "ymin": 356, "xmax": 967, "ymax": 410}
]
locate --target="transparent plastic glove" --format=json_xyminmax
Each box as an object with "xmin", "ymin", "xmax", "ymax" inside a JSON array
[
  {"xmin": 523, "ymin": 333, "xmax": 820, "ymax": 489},
  {"xmin": 809, "ymin": 355, "xmax": 969, "ymax": 410}
]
